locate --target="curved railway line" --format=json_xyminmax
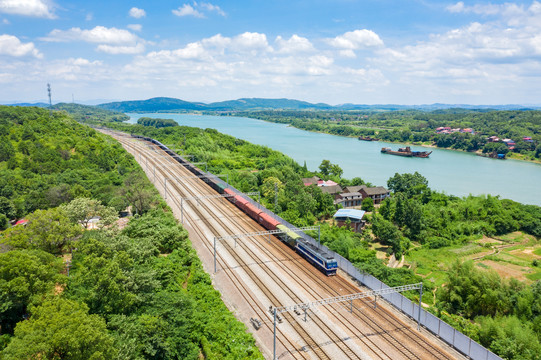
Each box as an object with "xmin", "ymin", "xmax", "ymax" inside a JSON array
[
  {"xmin": 105, "ymin": 130, "xmax": 465, "ymax": 360},
  {"xmin": 119, "ymin": 135, "xmax": 357, "ymax": 359}
]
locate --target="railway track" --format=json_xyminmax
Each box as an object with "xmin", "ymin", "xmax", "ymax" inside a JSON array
[
  {"xmin": 114, "ymin": 134, "xmax": 325, "ymax": 359},
  {"xmin": 106, "ymin": 130, "xmax": 463, "ymax": 360}
]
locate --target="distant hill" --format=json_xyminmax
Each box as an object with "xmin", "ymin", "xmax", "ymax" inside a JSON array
[
  {"xmin": 99, "ymin": 97, "xmax": 207, "ymax": 112},
  {"xmin": 52, "ymin": 103, "xmax": 129, "ymax": 122},
  {"xmin": 208, "ymin": 98, "xmax": 332, "ymax": 110},
  {"xmin": 5, "ymin": 102, "xmax": 49, "ymax": 108},
  {"xmin": 96, "ymin": 97, "xmax": 541, "ymax": 113}
]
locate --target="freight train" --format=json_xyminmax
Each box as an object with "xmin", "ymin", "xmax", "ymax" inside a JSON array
[{"xmin": 134, "ymin": 135, "xmax": 338, "ymax": 276}]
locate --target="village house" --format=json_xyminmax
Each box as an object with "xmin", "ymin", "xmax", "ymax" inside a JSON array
[
  {"xmin": 333, "ymin": 209, "xmax": 366, "ymax": 233},
  {"xmin": 320, "ymin": 185, "xmax": 343, "ymax": 197},
  {"xmin": 303, "ymin": 178, "xmax": 390, "ymax": 207},
  {"xmin": 334, "ymin": 192, "xmax": 363, "ymax": 208},
  {"xmin": 360, "ymin": 186, "xmax": 390, "ymax": 205}
]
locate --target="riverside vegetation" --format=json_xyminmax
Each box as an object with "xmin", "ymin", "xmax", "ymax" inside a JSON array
[
  {"xmin": 227, "ymin": 109, "xmax": 541, "ymax": 162},
  {"xmin": 101, "ymin": 118, "xmax": 541, "ymax": 360},
  {"xmin": 0, "ymin": 106, "xmax": 262, "ymax": 359}
]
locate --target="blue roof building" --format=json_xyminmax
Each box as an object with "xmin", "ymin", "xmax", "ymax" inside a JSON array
[{"xmin": 333, "ymin": 209, "xmax": 366, "ymax": 232}]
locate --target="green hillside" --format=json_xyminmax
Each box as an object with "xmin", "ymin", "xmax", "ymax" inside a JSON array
[
  {"xmin": 52, "ymin": 103, "xmax": 129, "ymax": 123},
  {"xmin": 0, "ymin": 106, "xmax": 262, "ymax": 359},
  {"xmin": 99, "ymin": 97, "xmax": 206, "ymax": 112}
]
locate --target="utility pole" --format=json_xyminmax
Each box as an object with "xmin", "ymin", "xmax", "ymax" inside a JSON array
[{"xmin": 274, "ymin": 182, "xmax": 278, "ymax": 211}]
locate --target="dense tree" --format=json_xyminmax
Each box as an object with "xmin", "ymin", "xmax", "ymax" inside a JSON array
[
  {"xmin": 387, "ymin": 172, "xmax": 429, "ymax": 197},
  {"xmin": 0, "ymin": 106, "xmax": 142, "ymax": 216},
  {"xmin": 1, "ymin": 207, "xmax": 81, "ymax": 254},
  {"xmin": 137, "ymin": 117, "xmax": 179, "ymax": 128},
  {"xmin": 60, "ymin": 197, "xmax": 117, "ymax": 228},
  {"xmin": 318, "ymin": 159, "xmax": 332, "ymax": 176},
  {"xmin": 2, "ymin": 297, "xmax": 116, "ymax": 360},
  {"xmin": 0, "ymin": 197, "xmax": 16, "ymax": 220},
  {"xmin": 0, "ymin": 250, "xmax": 65, "ymax": 334},
  {"xmin": 121, "ymin": 174, "xmax": 156, "ymax": 215},
  {"xmin": 361, "ymin": 197, "xmax": 374, "ymax": 212},
  {"xmin": 372, "ymin": 215, "xmax": 404, "ymax": 256}
]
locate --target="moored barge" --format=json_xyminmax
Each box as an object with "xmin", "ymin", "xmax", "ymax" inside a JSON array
[
  {"xmin": 381, "ymin": 146, "xmax": 432, "ymax": 158},
  {"xmin": 358, "ymin": 136, "xmax": 379, "ymax": 141}
]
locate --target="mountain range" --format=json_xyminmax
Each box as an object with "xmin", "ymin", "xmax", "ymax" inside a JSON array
[
  {"xmin": 97, "ymin": 97, "xmax": 541, "ymax": 112},
  {"xmin": 4, "ymin": 97, "xmax": 540, "ymax": 112}
]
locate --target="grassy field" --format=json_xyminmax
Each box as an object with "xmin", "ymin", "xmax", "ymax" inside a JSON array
[{"xmin": 405, "ymin": 232, "xmax": 541, "ymax": 287}]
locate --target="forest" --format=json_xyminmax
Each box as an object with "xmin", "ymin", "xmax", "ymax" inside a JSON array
[
  {"xmin": 0, "ymin": 106, "xmax": 262, "ymax": 359},
  {"xmin": 100, "ymin": 120, "xmax": 541, "ymax": 359},
  {"xmin": 230, "ymin": 109, "xmax": 541, "ymax": 161},
  {"xmin": 137, "ymin": 117, "xmax": 179, "ymax": 128},
  {"xmin": 52, "ymin": 103, "xmax": 129, "ymax": 123}
]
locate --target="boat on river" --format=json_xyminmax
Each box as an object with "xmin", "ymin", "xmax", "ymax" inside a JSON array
[
  {"xmin": 381, "ymin": 146, "xmax": 432, "ymax": 158},
  {"xmin": 358, "ymin": 136, "xmax": 379, "ymax": 141}
]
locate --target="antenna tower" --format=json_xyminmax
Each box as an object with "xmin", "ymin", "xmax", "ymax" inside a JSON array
[{"xmin": 47, "ymin": 83, "xmax": 52, "ymax": 117}]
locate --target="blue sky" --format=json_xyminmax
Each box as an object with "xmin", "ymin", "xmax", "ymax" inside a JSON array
[{"xmin": 1, "ymin": 0, "xmax": 541, "ymax": 105}]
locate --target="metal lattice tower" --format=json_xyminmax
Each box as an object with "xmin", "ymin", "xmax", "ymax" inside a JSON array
[{"xmin": 47, "ymin": 83, "xmax": 52, "ymax": 117}]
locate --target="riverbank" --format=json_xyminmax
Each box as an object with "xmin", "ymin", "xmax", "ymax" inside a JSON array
[
  {"xmin": 280, "ymin": 121, "xmax": 541, "ymax": 165},
  {"xmin": 126, "ymin": 113, "xmax": 541, "ymax": 206}
]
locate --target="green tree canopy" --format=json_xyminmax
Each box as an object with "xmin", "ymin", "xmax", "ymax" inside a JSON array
[
  {"xmin": 1, "ymin": 207, "xmax": 81, "ymax": 254},
  {"xmin": 387, "ymin": 172, "xmax": 429, "ymax": 197},
  {"xmin": 0, "ymin": 250, "xmax": 65, "ymax": 334},
  {"xmin": 1, "ymin": 297, "xmax": 116, "ymax": 360},
  {"xmin": 60, "ymin": 197, "xmax": 117, "ymax": 229}
]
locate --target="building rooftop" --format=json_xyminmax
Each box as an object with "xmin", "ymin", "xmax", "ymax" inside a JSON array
[
  {"xmin": 361, "ymin": 186, "xmax": 390, "ymax": 196},
  {"xmin": 302, "ymin": 176, "xmax": 320, "ymax": 186},
  {"xmin": 333, "ymin": 209, "xmax": 366, "ymax": 221},
  {"xmin": 320, "ymin": 185, "xmax": 343, "ymax": 194},
  {"xmin": 344, "ymin": 185, "xmax": 367, "ymax": 193}
]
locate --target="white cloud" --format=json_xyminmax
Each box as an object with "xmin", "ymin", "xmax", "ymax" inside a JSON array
[
  {"xmin": 200, "ymin": 2, "xmax": 226, "ymax": 16},
  {"xmin": 172, "ymin": 4, "xmax": 204, "ymax": 18},
  {"xmin": 328, "ymin": 29, "xmax": 384, "ymax": 50},
  {"xmin": 85, "ymin": 13, "xmax": 93, "ymax": 21},
  {"xmin": 146, "ymin": 42, "xmax": 207, "ymax": 62},
  {"xmin": 129, "ymin": 7, "xmax": 146, "ymax": 19},
  {"xmin": 44, "ymin": 26, "xmax": 139, "ymax": 45},
  {"xmin": 172, "ymin": 2, "xmax": 225, "ymax": 18},
  {"xmin": 127, "ymin": 24, "xmax": 142, "ymax": 32},
  {"xmin": 97, "ymin": 43, "xmax": 145, "ymax": 54},
  {"xmin": 446, "ymin": 1, "xmax": 515, "ymax": 15},
  {"xmin": 339, "ymin": 49, "xmax": 356, "ymax": 58},
  {"xmin": 275, "ymin": 35, "xmax": 314, "ymax": 53},
  {"xmin": 0, "ymin": 34, "xmax": 42, "ymax": 57},
  {"xmin": 446, "ymin": 1, "xmax": 465, "ymax": 13},
  {"xmin": 232, "ymin": 32, "xmax": 271, "ymax": 52},
  {"xmin": 46, "ymin": 57, "xmax": 105, "ymax": 81},
  {"xmin": 2, "ymin": 18, "xmax": 9, "ymax": 24},
  {"xmin": 0, "ymin": 0, "xmax": 55, "ymax": 19},
  {"xmin": 201, "ymin": 34, "xmax": 231, "ymax": 48}
]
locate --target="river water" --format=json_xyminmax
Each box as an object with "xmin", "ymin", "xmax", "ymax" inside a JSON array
[{"xmin": 128, "ymin": 113, "xmax": 541, "ymax": 206}]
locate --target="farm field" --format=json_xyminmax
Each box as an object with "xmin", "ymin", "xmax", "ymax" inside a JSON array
[{"xmin": 404, "ymin": 232, "xmax": 541, "ymax": 295}]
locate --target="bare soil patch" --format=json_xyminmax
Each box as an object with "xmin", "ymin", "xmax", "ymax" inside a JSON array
[
  {"xmin": 478, "ymin": 260, "xmax": 532, "ymax": 282},
  {"xmin": 509, "ymin": 247, "xmax": 541, "ymax": 261},
  {"xmin": 476, "ymin": 235, "xmax": 503, "ymax": 245}
]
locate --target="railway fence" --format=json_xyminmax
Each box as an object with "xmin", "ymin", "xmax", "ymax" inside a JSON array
[
  {"xmin": 211, "ymin": 172, "xmax": 502, "ymax": 360},
  {"xmin": 147, "ymin": 135, "xmax": 503, "ymax": 360}
]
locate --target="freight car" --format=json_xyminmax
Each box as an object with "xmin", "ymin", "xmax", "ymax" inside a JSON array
[
  {"xmin": 209, "ymin": 175, "xmax": 337, "ymax": 275},
  {"xmin": 136, "ymin": 135, "xmax": 338, "ymax": 276}
]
